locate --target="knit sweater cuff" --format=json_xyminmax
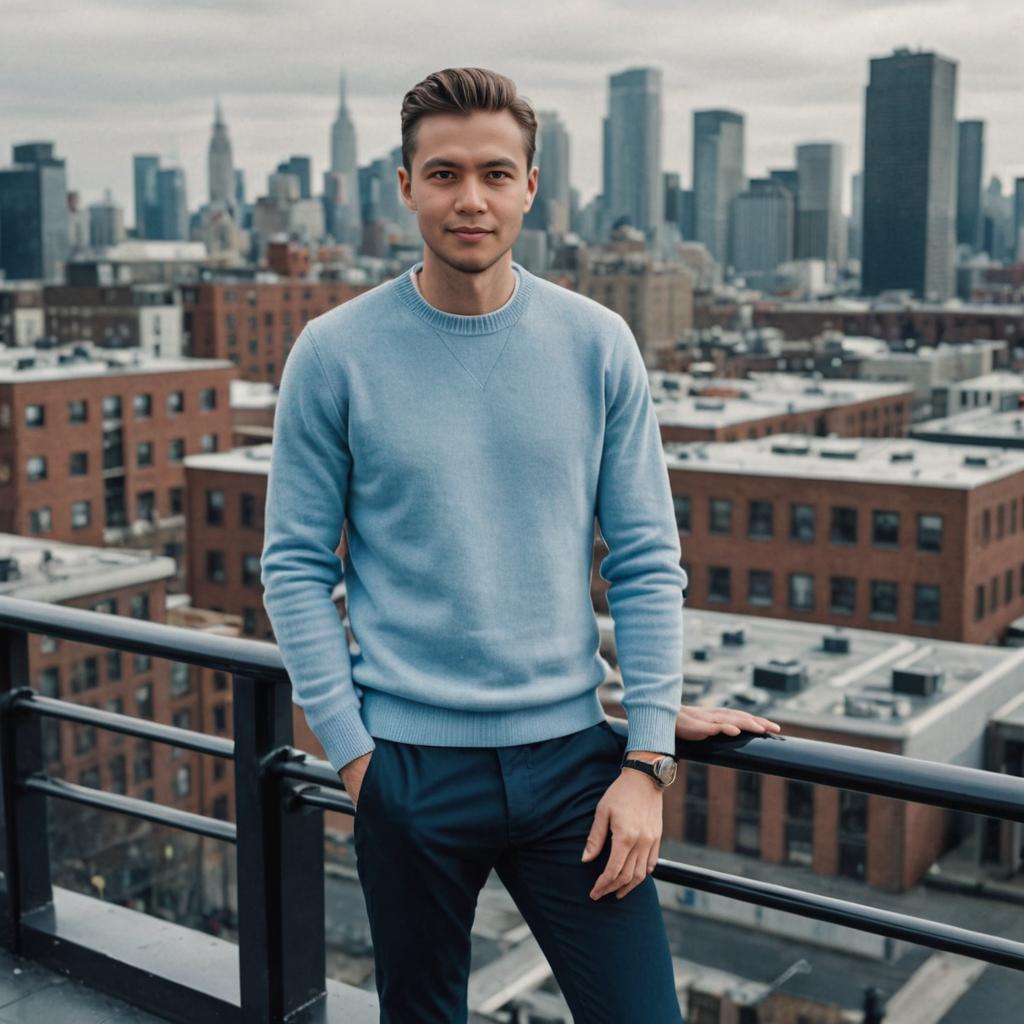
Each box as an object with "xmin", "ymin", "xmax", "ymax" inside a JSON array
[
  {"xmin": 309, "ymin": 706, "xmax": 376, "ymax": 773},
  {"xmin": 625, "ymin": 704, "xmax": 679, "ymax": 758}
]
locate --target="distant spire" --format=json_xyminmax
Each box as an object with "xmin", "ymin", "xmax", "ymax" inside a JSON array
[
  {"xmin": 214, "ymin": 97, "xmax": 224, "ymax": 126},
  {"xmin": 338, "ymin": 71, "xmax": 347, "ymax": 109}
]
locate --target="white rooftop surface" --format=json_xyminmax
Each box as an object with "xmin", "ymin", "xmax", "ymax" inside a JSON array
[
  {"xmin": 912, "ymin": 406, "xmax": 1024, "ymax": 442},
  {"xmin": 649, "ymin": 371, "xmax": 912, "ymax": 429},
  {"xmin": 230, "ymin": 378, "xmax": 277, "ymax": 410},
  {"xmin": 185, "ymin": 444, "xmax": 272, "ymax": 475},
  {"xmin": 950, "ymin": 370, "xmax": 1024, "ymax": 391},
  {"xmin": 0, "ymin": 533, "xmax": 176, "ymax": 602},
  {"xmin": 0, "ymin": 343, "xmax": 233, "ymax": 383},
  {"xmin": 665, "ymin": 432, "xmax": 1024, "ymax": 488},
  {"xmin": 760, "ymin": 298, "xmax": 1024, "ymax": 316},
  {"xmin": 660, "ymin": 608, "xmax": 1024, "ymax": 749},
  {"xmin": 83, "ymin": 241, "xmax": 209, "ymax": 262}
]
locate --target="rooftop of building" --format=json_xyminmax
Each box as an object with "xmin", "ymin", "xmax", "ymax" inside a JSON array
[
  {"xmin": 664, "ymin": 431, "xmax": 1024, "ymax": 487},
  {"xmin": 599, "ymin": 606, "xmax": 1024, "ymax": 743},
  {"xmin": 756, "ymin": 297, "xmax": 1024, "ymax": 316},
  {"xmin": 911, "ymin": 405, "xmax": 1024, "ymax": 444},
  {"xmin": 0, "ymin": 533, "xmax": 175, "ymax": 602},
  {"xmin": 0, "ymin": 341, "xmax": 233, "ymax": 383},
  {"xmin": 229, "ymin": 378, "xmax": 277, "ymax": 410},
  {"xmin": 649, "ymin": 370, "xmax": 911, "ymax": 428},
  {"xmin": 184, "ymin": 443, "xmax": 272, "ymax": 475}
]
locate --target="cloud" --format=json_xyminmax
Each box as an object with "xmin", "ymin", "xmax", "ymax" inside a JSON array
[{"xmin": 1, "ymin": 0, "xmax": 1020, "ymax": 218}]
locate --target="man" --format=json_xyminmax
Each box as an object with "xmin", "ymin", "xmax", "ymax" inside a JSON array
[{"xmin": 261, "ymin": 66, "xmax": 780, "ymax": 1023}]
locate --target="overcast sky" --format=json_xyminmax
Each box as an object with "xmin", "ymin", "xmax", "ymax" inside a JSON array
[{"xmin": 2, "ymin": 0, "xmax": 1021, "ymax": 223}]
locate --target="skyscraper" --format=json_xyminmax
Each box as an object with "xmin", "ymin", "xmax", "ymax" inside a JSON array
[
  {"xmin": 526, "ymin": 110, "xmax": 571, "ymax": 236},
  {"xmin": 730, "ymin": 178, "xmax": 794, "ymax": 287},
  {"xmin": 602, "ymin": 67, "xmax": 663, "ymax": 243},
  {"xmin": 862, "ymin": 48, "xmax": 957, "ymax": 299},
  {"xmin": 692, "ymin": 110, "xmax": 745, "ymax": 267},
  {"xmin": 329, "ymin": 70, "xmax": 362, "ymax": 245},
  {"xmin": 1014, "ymin": 178, "xmax": 1024, "ymax": 262},
  {"xmin": 795, "ymin": 142, "xmax": 845, "ymax": 274},
  {"xmin": 133, "ymin": 154, "xmax": 162, "ymax": 239},
  {"xmin": 277, "ymin": 156, "xmax": 312, "ymax": 200},
  {"xmin": 849, "ymin": 171, "xmax": 864, "ymax": 263},
  {"xmin": 0, "ymin": 141, "xmax": 69, "ymax": 281},
  {"xmin": 156, "ymin": 166, "xmax": 188, "ymax": 241},
  {"xmin": 208, "ymin": 99, "xmax": 235, "ymax": 211},
  {"xmin": 956, "ymin": 120, "xmax": 985, "ymax": 252}
]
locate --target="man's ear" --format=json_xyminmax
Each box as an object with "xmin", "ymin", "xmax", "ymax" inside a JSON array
[{"xmin": 397, "ymin": 168, "xmax": 416, "ymax": 212}]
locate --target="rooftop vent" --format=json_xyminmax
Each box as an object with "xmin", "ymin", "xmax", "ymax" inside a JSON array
[
  {"xmin": 892, "ymin": 667, "xmax": 944, "ymax": 697},
  {"xmin": 963, "ymin": 453, "xmax": 989, "ymax": 468},
  {"xmin": 753, "ymin": 659, "xmax": 808, "ymax": 694},
  {"xmin": 692, "ymin": 646, "xmax": 710, "ymax": 661},
  {"xmin": 819, "ymin": 445, "xmax": 860, "ymax": 460},
  {"xmin": 721, "ymin": 626, "xmax": 746, "ymax": 646},
  {"xmin": 15, "ymin": 357, "xmax": 35, "ymax": 370},
  {"xmin": 694, "ymin": 397, "xmax": 726, "ymax": 411},
  {"xmin": 844, "ymin": 693, "xmax": 912, "ymax": 720},
  {"xmin": 890, "ymin": 449, "xmax": 915, "ymax": 462},
  {"xmin": 0, "ymin": 557, "xmax": 21, "ymax": 583},
  {"xmin": 770, "ymin": 440, "xmax": 810, "ymax": 456},
  {"xmin": 823, "ymin": 633, "xmax": 850, "ymax": 654}
]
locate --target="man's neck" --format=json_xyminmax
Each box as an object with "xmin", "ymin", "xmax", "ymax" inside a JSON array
[{"xmin": 415, "ymin": 253, "xmax": 517, "ymax": 315}]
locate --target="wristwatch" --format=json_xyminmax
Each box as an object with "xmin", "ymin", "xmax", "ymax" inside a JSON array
[{"xmin": 621, "ymin": 754, "xmax": 678, "ymax": 789}]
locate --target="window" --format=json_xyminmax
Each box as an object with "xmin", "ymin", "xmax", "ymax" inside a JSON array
[
  {"xmin": 830, "ymin": 506, "xmax": 857, "ymax": 544},
  {"xmin": 241, "ymin": 554, "xmax": 261, "ymax": 587},
  {"xmin": 838, "ymin": 790, "xmax": 868, "ymax": 881},
  {"xmin": 133, "ymin": 393, "xmax": 152, "ymax": 418},
  {"xmin": 870, "ymin": 580, "xmax": 898, "ymax": 619},
  {"xmin": 169, "ymin": 486, "xmax": 184, "ymax": 515},
  {"xmin": 201, "ymin": 432, "xmax": 218, "ymax": 453},
  {"xmin": 27, "ymin": 455, "xmax": 47, "ymax": 481},
  {"xmin": 785, "ymin": 780, "xmax": 814, "ymax": 866},
  {"xmin": 975, "ymin": 583, "xmax": 985, "ymax": 621},
  {"xmin": 106, "ymin": 650, "xmax": 122, "ymax": 681},
  {"xmin": 206, "ymin": 489, "xmax": 225, "ymax": 526},
  {"xmin": 240, "ymin": 493, "xmax": 256, "ymax": 528},
  {"xmin": 788, "ymin": 573, "xmax": 814, "ymax": 611},
  {"xmin": 213, "ymin": 671, "xmax": 228, "ymax": 691},
  {"xmin": 108, "ymin": 755, "xmax": 126, "ymax": 795},
  {"xmin": 136, "ymin": 491, "xmax": 155, "ymax": 522},
  {"xmin": 172, "ymin": 708, "xmax": 192, "ymax": 731},
  {"xmin": 207, "ymin": 550, "xmax": 225, "ymax": 584},
  {"xmin": 133, "ymin": 742, "xmax": 153, "ymax": 783},
  {"xmin": 830, "ymin": 576, "xmax": 856, "ymax": 615},
  {"xmin": 684, "ymin": 763, "xmax": 708, "ymax": 845},
  {"xmin": 242, "ymin": 606, "xmax": 257, "ymax": 634},
  {"xmin": 134, "ymin": 652, "xmax": 152, "ymax": 674},
  {"xmin": 168, "ymin": 438, "xmax": 185, "ymax": 462},
  {"xmin": 69, "ymin": 451, "xmax": 88, "ymax": 475},
  {"xmin": 913, "ymin": 584, "xmax": 940, "ymax": 625},
  {"xmin": 673, "ymin": 495, "xmax": 691, "ymax": 532},
  {"xmin": 174, "ymin": 765, "xmax": 192, "ymax": 798},
  {"xmin": 71, "ymin": 500, "xmax": 90, "ymax": 528},
  {"xmin": 93, "ymin": 597, "xmax": 117, "ymax": 615},
  {"xmin": 29, "ymin": 507, "xmax": 52, "ymax": 534},
  {"xmin": 68, "ymin": 399, "xmax": 88, "ymax": 423},
  {"xmin": 789, "ymin": 503, "xmax": 815, "ymax": 542},
  {"xmin": 102, "ymin": 395, "xmax": 122, "ymax": 419},
  {"xmin": 1006, "ymin": 569, "xmax": 1014, "ymax": 604},
  {"xmin": 130, "ymin": 592, "xmax": 150, "ymax": 620},
  {"xmin": 747, "ymin": 500, "xmax": 773, "ymax": 539},
  {"xmin": 70, "ymin": 657, "xmax": 99, "ymax": 693},
  {"xmin": 74, "ymin": 721, "xmax": 97, "ymax": 754},
  {"xmin": 734, "ymin": 771, "xmax": 761, "ymax": 857},
  {"xmin": 136, "ymin": 441, "xmax": 153, "ymax": 468},
  {"xmin": 998, "ymin": 503, "xmax": 1006, "ymax": 539},
  {"xmin": 25, "ymin": 404, "xmax": 44, "ymax": 427},
  {"xmin": 200, "ymin": 387, "xmax": 217, "ymax": 410},
  {"xmin": 871, "ymin": 510, "xmax": 899, "ymax": 547},
  {"xmin": 167, "ymin": 390, "xmax": 185, "ymax": 414},
  {"xmin": 708, "ymin": 566, "xmax": 731, "ymax": 602},
  {"xmin": 37, "ymin": 666, "xmax": 60, "ymax": 698},
  {"xmin": 747, "ymin": 569, "xmax": 773, "ymax": 606},
  {"xmin": 213, "ymin": 703, "xmax": 227, "ymax": 732},
  {"xmin": 170, "ymin": 662, "xmax": 192, "ymax": 698},
  {"xmin": 982, "ymin": 509, "xmax": 991, "ymax": 544},
  {"xmin": 135, "ymin": 683, "xmax": 153, "ymax": 719},
  {"xmin": 709, "ymin": 498, "xmax": 732, "ymax": 535}
]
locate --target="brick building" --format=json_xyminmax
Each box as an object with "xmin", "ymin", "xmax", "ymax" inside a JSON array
[
  {"xmin": 0, "ymin": 344, "xmax": 235, "ymax": 590},
  {"xmin": 661, "ymin": 433, "xmax": 1024, "ymax": 645}
]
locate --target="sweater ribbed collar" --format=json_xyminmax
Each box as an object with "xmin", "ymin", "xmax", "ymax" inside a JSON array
[{"xmin": 394, "ymin": 259, "xmax": 534, "ymax": 336}]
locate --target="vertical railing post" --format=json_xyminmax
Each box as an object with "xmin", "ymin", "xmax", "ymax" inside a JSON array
[
  {"xmin": 0, "ymin": 627, "xmax": 53, "ymax": 952},
  {"xmin": 233, "ymin": 673, "xmax": 326, "ymax": 1021}
]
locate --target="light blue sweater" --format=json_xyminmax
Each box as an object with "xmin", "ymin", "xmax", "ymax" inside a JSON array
[{"xmin": 260, "ymin": 259, "xmax": 688, "ymax": 773}]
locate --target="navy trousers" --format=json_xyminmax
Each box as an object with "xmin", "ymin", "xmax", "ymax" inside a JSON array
[{"xmin": 353, "ymin": 719, "xmax": 682, "ymax": 1023}]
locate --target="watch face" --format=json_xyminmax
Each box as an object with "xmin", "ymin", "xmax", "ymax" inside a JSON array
[{"xmin": 656, "ymin": 757, "xmax": 678, "ymax": 786}]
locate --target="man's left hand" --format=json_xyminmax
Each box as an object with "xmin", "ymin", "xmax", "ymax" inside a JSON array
[{"xmin": 580, "ymin": 704, "xmax": 782, "ymax": 900}]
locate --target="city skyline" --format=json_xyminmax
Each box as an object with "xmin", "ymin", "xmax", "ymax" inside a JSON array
[{"xmin": 2, "ymin": 0, "xmax": 1022, "ymax": 218}]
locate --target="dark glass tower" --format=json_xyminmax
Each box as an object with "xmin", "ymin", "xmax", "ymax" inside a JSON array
[
  {"xmin": 862, "ymin": 49, "xmax": 957, "ymax": 299},
  {"xmin": 956, "ymin": 120, "xmax": 984, "ymax": 252}
]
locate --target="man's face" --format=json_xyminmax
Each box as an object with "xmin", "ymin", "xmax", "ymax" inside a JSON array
[{"xmin": 398, "ymin": 108, "xmax": 539, "ymax": 275}]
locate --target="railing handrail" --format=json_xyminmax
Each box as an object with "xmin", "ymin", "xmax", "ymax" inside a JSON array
[{"xmin": 2, "ymin": 594, "xmax": 1022, "ymax": 823}]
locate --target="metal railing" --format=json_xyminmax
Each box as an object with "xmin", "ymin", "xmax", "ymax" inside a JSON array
[{"xmin": 0, "ymin": 593, "xmax": 1022, "ymax": 1023}]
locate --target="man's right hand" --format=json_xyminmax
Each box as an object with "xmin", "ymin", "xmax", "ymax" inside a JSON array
[{"xmin": 339, "ymin": 750, "xmax": 374, "ymax": 808}]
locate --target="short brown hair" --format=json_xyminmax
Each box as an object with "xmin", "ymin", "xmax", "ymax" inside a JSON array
[{"xmin": 400, "ymin": 67, "xmax": 538, "ymax": 175}]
